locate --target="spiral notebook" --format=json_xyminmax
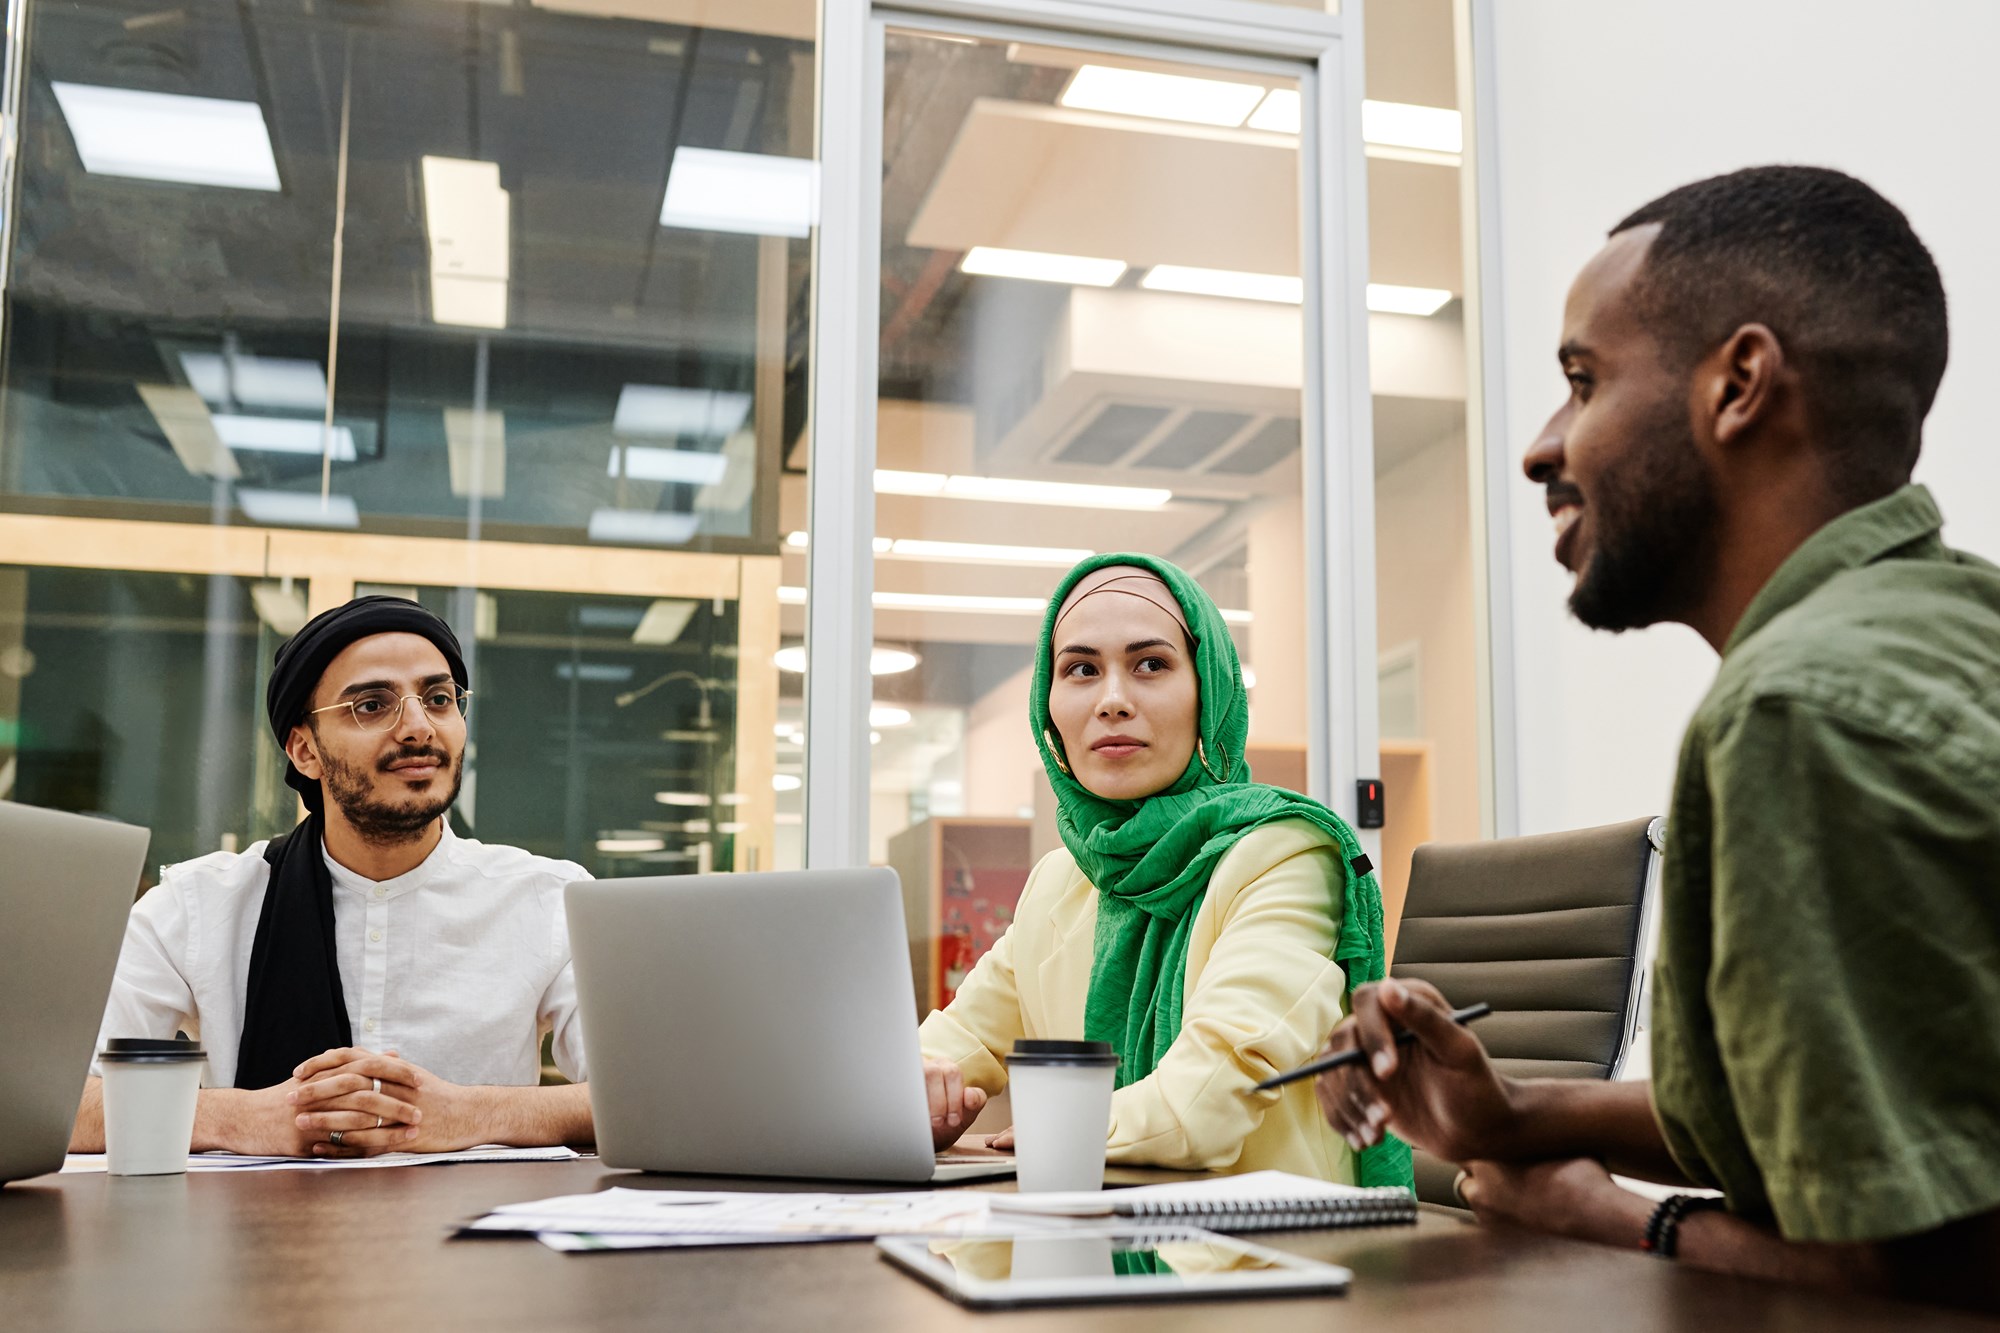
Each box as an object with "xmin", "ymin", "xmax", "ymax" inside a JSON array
[{"xmin": 986, "ymin": 1170, "xmax": 1416, "ymax": 1233}]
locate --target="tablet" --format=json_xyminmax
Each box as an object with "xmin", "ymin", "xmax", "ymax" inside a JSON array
[{"xmin": 875, "ymin": 1227, "xmax": 1352, "ymax": 1308}]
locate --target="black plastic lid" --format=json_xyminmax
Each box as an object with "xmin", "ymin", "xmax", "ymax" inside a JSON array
[
  {"xmin": 100, "ymin": 1037, "xmax": 205, "ymax": 1064},
  {"xmin": 1005, "ymin": 1039, "xmax": 1119, "ymax": 1069}
]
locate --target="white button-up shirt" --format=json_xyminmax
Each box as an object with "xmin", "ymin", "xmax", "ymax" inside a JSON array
[{"xmin": 94, "ymin": 825, "xmax": 590, "ymax": 1088}]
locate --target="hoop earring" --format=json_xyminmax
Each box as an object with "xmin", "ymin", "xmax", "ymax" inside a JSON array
[
  {"xmin": 1197, "ymin": 737, "xmax": 1229, "ymax": 782},
  {"xmin": 1042, "ymin": 728, "xmax": 1071, "ymax": 776}
]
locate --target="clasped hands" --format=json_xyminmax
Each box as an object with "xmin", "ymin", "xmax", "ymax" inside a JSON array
[
  {"xmin": 1313, "ymin": 978, "xmax": 1633, "ymax": 1243},
  {"xmin": 282, "ymin": 1047, "xmax": 476, "ymax": 1158}
]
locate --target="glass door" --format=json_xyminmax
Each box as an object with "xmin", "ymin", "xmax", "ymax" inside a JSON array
[{"xmin": 852, "ymin": 17, "xmax": 1334, "ymax": 1015}]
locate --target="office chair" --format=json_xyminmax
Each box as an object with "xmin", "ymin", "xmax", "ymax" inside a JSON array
[{"xmin": 1387, "ymin": 816, "xmax": 1665, "ymax": 1208}]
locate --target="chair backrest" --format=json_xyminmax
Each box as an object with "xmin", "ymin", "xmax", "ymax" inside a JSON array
[{"xmin": 1389, "ymin": 816, "xmax": 1664, "ymax": 1205}]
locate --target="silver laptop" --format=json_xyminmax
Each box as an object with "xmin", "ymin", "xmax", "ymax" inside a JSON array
[
  {"xmin": 567, "ymin": 867, "xmax": 1014, "ymax": 1184},
  {"xmin": 0, "ymin": 800, "xmax": 151, "ymax": 1184}
]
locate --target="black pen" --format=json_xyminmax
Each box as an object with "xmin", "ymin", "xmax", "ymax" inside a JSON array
[{"xmin": 1250, "ymin": 1002, "xmax": 1493, "ymax": 1092}]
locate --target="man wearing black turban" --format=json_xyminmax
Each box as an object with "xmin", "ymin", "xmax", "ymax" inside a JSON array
[{"xmin": 73, "ymin": 596, "xmax": 595, "ymax": 1158}]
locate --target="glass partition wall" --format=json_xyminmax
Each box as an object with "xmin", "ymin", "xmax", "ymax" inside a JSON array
[
  {"xmin": 0, "ymin": 0, "xmax": 1480, "ymax": 975},
  {"xmin": 0, "ymin": 0, "xmax": 815, "ymax": 883},
  {"xmin": 861, "ymin": 26, "xmax": 1319, "ymax": 1013}
]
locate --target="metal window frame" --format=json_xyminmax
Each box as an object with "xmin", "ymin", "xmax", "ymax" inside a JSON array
[{"xmin": 807, "ymin": 0, "xmax": 1384, "ymax": 867}]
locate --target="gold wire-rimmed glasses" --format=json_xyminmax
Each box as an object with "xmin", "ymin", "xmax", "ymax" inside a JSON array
[{"xmin": 306, "ymin": 685, "xmax": 472, "ymax": 732}]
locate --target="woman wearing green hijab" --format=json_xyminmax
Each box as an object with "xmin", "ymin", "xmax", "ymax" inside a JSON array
[{"xmin": 919, "ymin": 554, "xmax": 1412, "ymax": 1189}]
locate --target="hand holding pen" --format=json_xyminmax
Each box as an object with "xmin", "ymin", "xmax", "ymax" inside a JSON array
[{"xmin": 1302, "ymin": 979, "xmax": 1518, "ymax": 1164}]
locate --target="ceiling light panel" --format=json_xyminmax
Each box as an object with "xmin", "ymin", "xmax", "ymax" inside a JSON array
[
  {"xmin": 422, "ymin": 156, "xmax": 510, "ymax": 329},
  {"xmin": 586, "ymin": 509, "xmax": 699, "ymax": 545},
  {"xmin": 136, "ymin": 384, "xmax": 237, "ymax": 480},
  {"xmin": 613, "ymin": 385, "xmax": 752, "ymax": 438},
  {"xmin": 887, "ymin": 538, "xmax": 1093, "ymax": 566},
  {"xmin": 236, "ymin": 489, "xmax": 360, "ymax": 529},
  {"xmin": 660, "ymin": 148, "xmax": 818, "ymax": 238},
  {"xmin": 214, "ymin": 415, "xmax": 357, "ymax": 461},
  {"xmin": 961, "ymin": 247, "xmax": 1126, "ymax": 287},
  {"xmin": 632, "ymin": 598, "xmax": 700, "ymax": 645},
  {"xmin": 1141, "ymin": 265, "xmax": 1303, "ymax": 305},
  {"xmin": 1361, "ymin": 100, "xmax": 1463, "ymax": 154},
  {"xmin": 53, "ymin": 83, "xmax": 280, "ymax": 190},
  {"xmin": 609, "ymin": 446, "xmax": 729, "ymax": 487},
  {"xmin": 1246, "ymin": 88, "xmax": 1301, "ymax": 134},
  {"xmin": 179, "ymin": 352, "xmax": 326, "ymax": 412},
  {"xmin": 1366, "ymin": 283, "xmax": 1454, "ymax": 316},
  {"xmin": 1059, "ymin": 65, "xmax": 1266, "ymax": 128}
]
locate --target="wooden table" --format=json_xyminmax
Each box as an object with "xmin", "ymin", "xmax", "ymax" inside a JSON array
[{"xmin": 0, "ymin": 1159, "xmax": 1977, "ymax": 1332}]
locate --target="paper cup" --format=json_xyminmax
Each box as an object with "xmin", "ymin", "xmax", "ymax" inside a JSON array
[
  {"xmin": 99, "ymin": 1038, "xmax": 206, "ymax": 1176},
  {"xmin": 1004, "ymin": 1039, "xmax": 1118, "ymax": 1193}
]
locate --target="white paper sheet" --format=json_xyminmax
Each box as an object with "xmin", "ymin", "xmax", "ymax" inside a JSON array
[
  {"xmin": 61, "ymin": 1145, "xmax": 582, "ymax": 1174},
  {"xmin": 462, "ymin": 1185, "xmax": 1085, "ymax": 1252}
]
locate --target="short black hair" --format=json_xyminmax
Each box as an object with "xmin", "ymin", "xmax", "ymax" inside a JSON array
[{"xmin": 1612, "ymin": 165, "xmax": 1947, "ymax": 504}]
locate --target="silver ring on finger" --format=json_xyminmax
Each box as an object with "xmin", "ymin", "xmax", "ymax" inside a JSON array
[
  {"xmin": 372, "ymin": 1077, "xmax": 381, "ymax": 1096},
  {"xmin": 375, "ymin": 1115, "xmax": 383, "ymax": 1129},
  {"xmin": 329, "ymin": 1130, "xmax": 345, "ymax": 1147}
]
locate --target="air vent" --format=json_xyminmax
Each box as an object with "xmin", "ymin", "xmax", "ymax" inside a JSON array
[
  {"xmin": 1137, "ymin": 410, "xmax": 1251, "ymax": 471},
  {"xmin": 1056, "ymin": 403, "xmax": 1171, "ymax": 465},
  {"xmin": 1209, "ymin": 417, "xmax": 1298, "ymax": 476}
]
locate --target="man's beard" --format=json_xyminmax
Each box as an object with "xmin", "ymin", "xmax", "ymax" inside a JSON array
[
  {"xmin": 319, "ymin": 743, "xmax": 463, "ymax": 843},
  {"xmin": 1568, "ymin": 393, "xmax": 1721, "ymax": 632}
]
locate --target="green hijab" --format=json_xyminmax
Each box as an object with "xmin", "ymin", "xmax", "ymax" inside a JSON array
[{"xmin": 1033, "ymin": 552, "xmax": 1411, "ymax": 1191}]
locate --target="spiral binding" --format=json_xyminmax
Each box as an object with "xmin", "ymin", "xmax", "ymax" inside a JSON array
[{"xmin": 1118, "ymin": 1187, "xmax": 1417, "ymax": 1233}]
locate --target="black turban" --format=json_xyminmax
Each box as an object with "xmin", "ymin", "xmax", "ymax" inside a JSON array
[
  {"xmin": 265, "ymin": 595, "xmax": 468, "ymax": 815},
  {"xmin": 237, "ymin": 595, "xmax": 468, "ymax": 1090}
]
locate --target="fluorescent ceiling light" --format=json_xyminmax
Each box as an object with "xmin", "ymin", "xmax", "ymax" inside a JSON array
[
  {"xmin": 248, "ymin": 582, "xmax": 309, "ymax": 636},
  {"xmin": 870, "ymin": 732, "xmax": 881, "ymax": 746},
  {"xmin": 180, "ymin": 352, "xmax": 326, "ymax": 412},
  {"xmin": 236, "ymin": 489, "xmax": 360, "ymax": 529},
  {"xmin": 961, "ymin": 247, "xmax": 1126, "ymax": 288},
  {"xmin": 610, "ymin": 446, "xmax": 730, "ymax": 487},
  {"xmin": 772, "ymin": 644, "xmax": 919, "ymax": 675},
  {"xmin": 137, "ymin": 383, "xmax": 237, "ymax": 479},
  {"xmin": 596, "ymin": 835, "xmax": 666, "ymax": 854},
  {"xmin": 1366, "ymin": 283, "xmax": 1454, "ymax": 316},
  {"xmin": 655, "ymin": 791, "xmax": 707, "ymax": 808},
  {"xmin": 1362, "ymin": 100, "xmax": 1463, "ymax": 154},
  {"xmin": 52, "ymin": 82, "xmax": 280, "ymax": 190},
  {"xmin": 422, "ymin": 156, "xmax": 510, "ymax": 329},
  {"xmin": 872, "ymin": 469, "xmax": 947, "ymax": 497},
  {"xmin": 889, "ymin": 538, "xmax": 1093, "ymax": 566},
  {"xmin": 613, "ymin": 385, "xmax": 753, "ymax": 439},
  {"xmin": 1246, "ymin": 88, "xmax": 1301, "ymax": 134},
  {"xmin": 660, "ymin": 147, "xmax": 818, "ymax": 238},
  {"xmin": 213, "ymin": 415, "xmax": 357, "ymax": 461},
  {"xmin": 443, "ymin": 408, "xmax": 505, "ymax": 499},
  {"xmin": 633, "ymin": 599, "xmax": 699, "ymax": 645},
  {"xmin": 1059, "ymin": 65, "xmax": 1265, "ymax": 128},
  {"xmin": 586, "ymin": 508, "xmax": 700, "ymax": 545},
  {"xmin": 946, "ymin": 474, "xmax": 1170, "ymax": 509},
  {"xmin": 873, "ymin": 469, "xmax": 1169, "ymax": 510},
  {"xmin": 870, "ymin": 705, "xmax": 913, "ymax": 729},
  {"xmin": 556, "ymin": 662, "xmax": 634, "ymax": 683},
  {"xmin": 578, "ymin": 605, "xmax": 645, "ymax": 630},
  {"xmin": 785, "ymin": 530, "xmax": 1090, "ymax": 566},
  {"xmin": 872, "ymin": 590, "xmax": 1049, "ymax": 615},
  {"xmin": 1142, "ymin": 265, "xmax": 1303, "ymax": 305},
  {"xmin": 785, "ymin": 530, "xmax": 894, "ymax": 554},
  {"xmin": 777, "ymin": 585, "xmax": 1246, "ymax": 621},
  {"xmin": 772, "ymin": 773, "xmax": 803, "ymax": 792}
]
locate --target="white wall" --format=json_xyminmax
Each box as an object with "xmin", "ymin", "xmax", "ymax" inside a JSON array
[{"xmin": 1484, "ymin": 0, "xmax": 2000, "ymax": 835}]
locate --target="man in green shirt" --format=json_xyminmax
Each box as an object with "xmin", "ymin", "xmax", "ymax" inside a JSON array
[{"xmin": 1317, "ymin": 165, "xmax": 2000, "ymax": 1312}]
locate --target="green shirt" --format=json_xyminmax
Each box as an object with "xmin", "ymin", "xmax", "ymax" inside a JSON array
[{"xmin": 1651, "ymin": 484, "xmax": 2000, "ymax": 1244}]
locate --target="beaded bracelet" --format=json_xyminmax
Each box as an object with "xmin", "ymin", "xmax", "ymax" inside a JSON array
[{"xmin": 1640, "ymin": 1193, "xmax": 1727, "ymax": 1259}]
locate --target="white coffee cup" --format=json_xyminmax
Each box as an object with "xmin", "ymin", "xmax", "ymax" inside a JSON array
[
  {"xmin": 1004, "ymin": 1039, "xmax": 1119, "ymax": 1193},
  {"xmin": 98, "ymin": 1038, "xmax": 206, "ymax": 1176}
]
